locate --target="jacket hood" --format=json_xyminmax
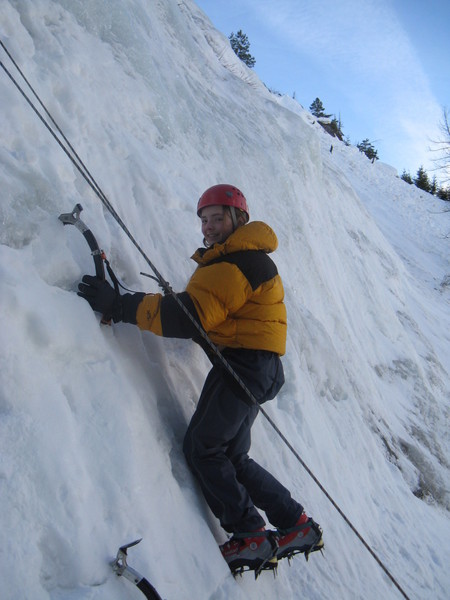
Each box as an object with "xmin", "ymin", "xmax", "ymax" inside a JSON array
[{"xmin": 191, "ymin": 221, "xmax": 278, "ymax": 265}]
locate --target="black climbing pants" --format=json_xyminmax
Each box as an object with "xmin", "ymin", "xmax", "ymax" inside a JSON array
[{"xmin": 183, "ymin": 349, "xmax": 303, "ymax": 533}]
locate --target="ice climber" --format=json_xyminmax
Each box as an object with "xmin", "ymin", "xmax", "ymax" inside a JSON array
[{"xmin": 77, "ymin": 184, "xmax": 324, "ymax": 574}]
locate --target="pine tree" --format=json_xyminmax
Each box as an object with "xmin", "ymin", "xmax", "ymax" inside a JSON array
[
  {"xmin": 329, "ymin": 116, "xmax": 344, "ymax": 141},
  {"xmin": 437, "ymin": 186, "xmax": 450, "ymax": 200},
  {"xmin": 309, "ymin": 98, "xmax": 331, "ymax": 119},
  {"xmin": 430, "ymin": 176, "xmax": 438, "ymax": 195},
  {"xmin": 414, "ymin": 166, "xmax": 432, "ymax": 192},
  {"xmin": 357, "ymin": 139, "xmax": 379, "ymax": 161},
  {"xmin": 401, "ymin": 170, "xmax": 413, "ymax": 184},
  {"xmin": 229, "ymin": 30, "xmax": 256, "ymax": 68}
]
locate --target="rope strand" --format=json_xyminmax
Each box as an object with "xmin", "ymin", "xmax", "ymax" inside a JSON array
[{"xmin": 1, "ymin": 39, "xmax": 411, "ymax": 600}]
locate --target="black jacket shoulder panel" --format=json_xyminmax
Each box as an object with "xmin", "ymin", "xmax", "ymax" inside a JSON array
[{"xmin": 206, "ymin": 250, "xmax": 278, "ymax": 291}]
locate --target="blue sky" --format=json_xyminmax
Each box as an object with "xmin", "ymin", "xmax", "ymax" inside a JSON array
[{"xmin": 195, "ymin": 0, "xmax": 450, "ymax": 183}]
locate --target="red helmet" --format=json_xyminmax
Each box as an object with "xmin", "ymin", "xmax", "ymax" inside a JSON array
[{"xmin": 197, "ymin": 184, "xmax": 249, "ymax": 219}]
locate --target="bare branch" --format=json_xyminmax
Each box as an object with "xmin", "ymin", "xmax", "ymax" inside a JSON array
[{"xmin": 429, "ymin": 107, "xmax": 450, "ymax": 183}]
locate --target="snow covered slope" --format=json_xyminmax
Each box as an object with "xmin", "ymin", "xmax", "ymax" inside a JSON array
[{"xmin": 1, "ymin": 1, "xmax": 449, "ymax": 599}]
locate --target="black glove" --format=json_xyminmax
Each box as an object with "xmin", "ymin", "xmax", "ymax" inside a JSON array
[{"xmin": 77, "ymin": 275, "xmax": 123, "ymax": 323}]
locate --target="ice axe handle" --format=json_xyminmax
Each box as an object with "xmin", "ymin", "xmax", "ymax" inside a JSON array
[
  {"xmin": 111, "ymin": 539, "xmax": 164, "ymax": 600},
  {"xmin": 59, "ymin": 204, "xmax": 111, "ymax": 325}
]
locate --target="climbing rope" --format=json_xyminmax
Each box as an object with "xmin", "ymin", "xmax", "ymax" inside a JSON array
[{"xmin": 1, "ymin": 39, "xmax": 411, "ymax": 600}]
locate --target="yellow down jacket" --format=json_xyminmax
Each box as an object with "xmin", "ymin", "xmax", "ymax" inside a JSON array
[{"xmin": 128, "ymin": 221, "xmax": 287, "ymax": 355}]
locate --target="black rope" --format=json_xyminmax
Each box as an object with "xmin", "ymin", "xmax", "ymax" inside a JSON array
[{"xmin": 1, "ymin": 39, "xmax": 411, "ymax": 600}]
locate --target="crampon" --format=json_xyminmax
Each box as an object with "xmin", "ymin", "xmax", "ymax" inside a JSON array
[
  {"xmin": 276, "ymin": 515, "xmax": 324, "ymax": 563},
  {"xmin": 231, "ymin": 552, "xmax": 279, "ymax": 579},
  {"xmin": 221, "ymin": 530, "xmax": 279, "ymax": 579}
]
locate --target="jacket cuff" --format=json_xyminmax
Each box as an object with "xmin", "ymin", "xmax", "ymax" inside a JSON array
[{"xmin": 121, "ymin": 292, "xmax": 146, "ymax": 324}]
